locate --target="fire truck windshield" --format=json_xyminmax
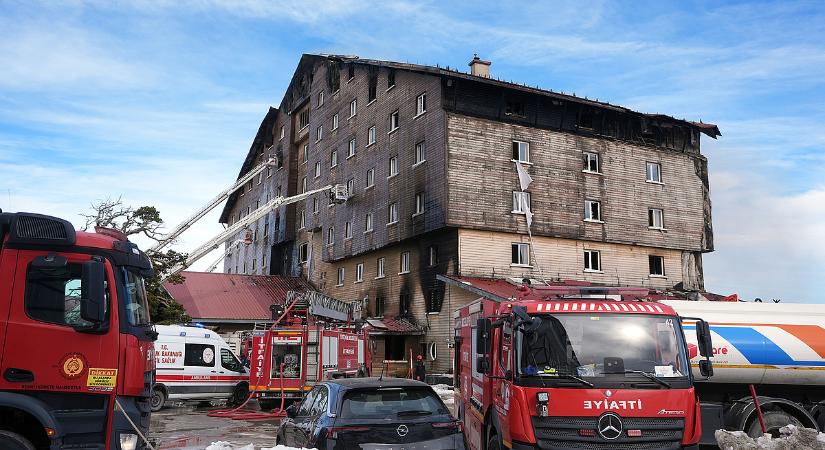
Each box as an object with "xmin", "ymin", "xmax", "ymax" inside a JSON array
[
  {"xmin": 122, "ymin": 269, "xmax": 151, "ymax": 326},
  {"xmin": 517, "ymin": 313, "xmax": 688, "ymax": 384}
]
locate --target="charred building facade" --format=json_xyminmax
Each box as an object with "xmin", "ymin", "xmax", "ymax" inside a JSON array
[{"xmin": 219, "ymin": 54, "xmax": 719, "ymax": 372}]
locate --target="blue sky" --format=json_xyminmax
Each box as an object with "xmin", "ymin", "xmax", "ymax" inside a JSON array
[{"xmin": 1, "ymin": 1, "xmax": 823, "ymax": 302}]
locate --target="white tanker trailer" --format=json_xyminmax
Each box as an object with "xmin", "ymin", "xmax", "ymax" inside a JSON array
[{"xmin": 663, "ymin": 300, "xmax": 825, "ymax": 444}]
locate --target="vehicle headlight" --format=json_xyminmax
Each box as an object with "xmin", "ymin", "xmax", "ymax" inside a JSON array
[{"xmin": 120, "ymin": 433, "xmax": 138, "ymax": 450}]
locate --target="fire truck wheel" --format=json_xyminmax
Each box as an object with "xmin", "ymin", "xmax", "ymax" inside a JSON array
[
  {"xmin": 150, "ymin": 386, "xmax": 167, "ymax": 412},
  {"xmin": 258, "ymin": 399, "xmax": 277, "ymax": 411},
  {"xmin": 746, "ymin": 410, "xmax": 802, "ymax": 438},
  {"xmin": 486, "ymin": 431, "xmax": 502, "ymax": 450},
  {"xmin": 0, "ymin": 430, "xmax": 37, "ymax": 450}
]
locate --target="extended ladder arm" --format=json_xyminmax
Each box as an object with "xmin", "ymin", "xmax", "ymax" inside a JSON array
[
  {"xmin": 160, "ymin": 184, "xmax": 346, "ymax": 283},
  {"xmin": 205, "ymin": 238, "xmax": 248, "ymax": 273},
  {"xmin": 151, "ymin": 157, "xmax": 277, "ymax": 252}
]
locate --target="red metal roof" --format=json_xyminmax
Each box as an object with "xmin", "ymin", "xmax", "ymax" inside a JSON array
[
  {"xmin": 164, "ymin": 271, "xmax": 313, "ymax": 322},
  {"xmin": 365, "ymin": 316, "xmax": 425, "ymax": 335}
]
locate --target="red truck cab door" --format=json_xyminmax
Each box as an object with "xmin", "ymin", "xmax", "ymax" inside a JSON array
[
  {"xmin": 492, "ymin": 320, "xmax": 514, "ymax": 446},
  {"xmin": 0, "ymin": 250, "xmax": 120, "ymax": 394}
]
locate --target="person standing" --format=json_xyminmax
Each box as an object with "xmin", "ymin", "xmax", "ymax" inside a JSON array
[{"xmin": 414, "ymin": 354, "xmax": 426, "ymax": 382}]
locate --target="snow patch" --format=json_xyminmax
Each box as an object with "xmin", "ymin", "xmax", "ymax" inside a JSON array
[
  {"xmin": 432, "ymin": 383, "xmax": 455, "ymax": 406},
  {"xmin": 715, "ymin": 425, "xmax": 825, "ymax": 449}
]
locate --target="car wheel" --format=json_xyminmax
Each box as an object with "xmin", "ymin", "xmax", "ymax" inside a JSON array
[
  {"xmin": 0, "ymin": 430, "xmax": 37, "ymax": 450},
  {"xmin": 746, "ymin": 410, "xmax": 803, "ymax": 438},
  {"xmin": 150, "ymin": 386, "xmax": 166, "ymax": 412},
  {"xmin": 229, "ymin": 383, "xmax": 249, "ymax": 406},
  {"xmin": 486, "ymin": 430, "xmax": 501, "ymax": 450}
]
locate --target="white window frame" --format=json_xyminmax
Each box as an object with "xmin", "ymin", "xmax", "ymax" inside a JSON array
[
  {"xmin": 330, "ymin": 150, "xmax": 338, "ymax": 168},
  {"xmin": 649, "ymin": 255, "xmax": 666, "ymax": 277},
  {"xmin": 414, "ymin": 141, "xmax": 426, "ymax": 165},
  {"xmin": 366, "ymin": 168, "xmax": 375, "ymax": 188},
  {"xmin": 336, "ymin": 267, "xmax": 345, "ymax": 286},
  {"xmin": 512, "ymin": 140, "xmax": 530, "ymax": 163},
  {"xmin": 312, "ymin": 197, "xmax": 319, "ymax": 214},
  {"xmin": 376, "ymin": 257, "xmax": 385, "ymax": 279},
  {"xmin": 649, "ymin": 208, "xmax": 665, "ymax": 230},
  {"xmin": 314, "ymin": 161, "xmax": 321, "ymax": 178},
  {"xmin": 365, "ymin": 212, "xmax": 373, "ymax": 232},
  {"xmin": 584, "ymin": 250, "xmax": 602, "ymax": 272},
  {"xmin": 415, "ymin": 93, "xmax": 427, "ymax": 117},
  {"xmin": 399, "ymin": 251, "xmax": 410, "ymax": 274},
  {"xmin": 348, "ymin": 138, "xmax": 356, "ymax": 158},
  {"xmin": 327, "ymin": 227, "xmax": 335, "ymax": 245},
  {"xmin": 414, "ymin": 192, "xmax": 424, "ymax": 215},
  {"xmin": 349, "ymin": 98, "xmax": 357, "ymax": 118},
  {"xmin": 388, "ymin": 202, "xmax": 398, "ymax": 224},
  {"xmin": 332, "ymin": 113, "xmax": 339, "ymax": 131},
  {"xmin": 389, "ymin": 110, "xmax": 400, "ymax": 132},
  {"xmin": 299, "ymin": 210, "xmax": 305, "ymax": 229},
  {"xmin": 299, "ymin": 242, "xmax": 308, "ymax": 263},
  {"xmin": 512, "ymin": 191, "xmax": 531, "ymax": 214},
  {"xmin": 429, "ymin": 246, "xmax": 437, "ymax": 267},
  {"xmin": 318, "ymin": 91, "xmax": 324, "ymax": 107},
  {"xmin": 301, "ymin": 176, "xmax": 307, "ymax": 194},
  {"xmin": 511, "ymin": 243, "xmax": 530, "ymax": 266},
  {"xmin": 346, "ymin": 178, "xmax": 355, "ymax": 197},
  {"xmin": 583, "ymin": 152, "xmax": 601, "ymax": 174},
  {"xmin": 584, "ymin": 200, "xmax": 602, "ymax": 222},
  {"xmin": 367, "ymin": 125, "xmax": 376, "ymax": 146},
  {"xmin": 355, "ymin": 263, "xmax": 364, "ymax": 282},
  {"xmin": 646, "ymin": 162, "xmax": 663, "ymax": 184},
  {"xmin": 344, "ymin": 221, "xmax": 352, "ymax": 239},
  {"xmin": 315, "ymin": 125, "xmax": 323, "ymax": 142},
  {"xmin": 388, "ymin": 156, "xmax": 398, "ymax": 177},
  {"xmin": 279, "ymin": 126, "xmax": 285, "ymax": 140}
]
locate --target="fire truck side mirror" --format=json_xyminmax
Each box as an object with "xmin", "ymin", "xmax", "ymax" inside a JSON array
[
  {"xmin": 80, "ymin": 260, "xmax": 106, "ymax": 324},
  {"xmin": 699, "ymin": 359, "xmax": 713, "ymax": 377},
  {"xmin": 695, "ymin": 320, "xmax": 713, "ymax": 358},
  {"xmin": 475, "ymin": 319, "xmax": 492, "ymax": 355}
]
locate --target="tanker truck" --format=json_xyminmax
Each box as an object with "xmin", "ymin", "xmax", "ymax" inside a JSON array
[{"xmin": 664, "ymin": 300, "xmax": 825, "ymax": 445}]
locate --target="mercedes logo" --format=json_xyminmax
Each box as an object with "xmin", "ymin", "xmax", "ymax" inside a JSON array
[
  {"xmin": 597, "ymin": 412, "xmax": 623, "ymax": 440},
  {"xmin": 396, "ymin": 424, "xmax": 409, "ymax": 437}
]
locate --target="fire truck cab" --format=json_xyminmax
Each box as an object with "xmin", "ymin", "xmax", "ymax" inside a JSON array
[
  {"xmin": 454, "ymin": 285, "xmax": 714, "ymax": 450},
  {"xmin": 0, "ymin": 211, "xmax": 155, "ymax": 450}
]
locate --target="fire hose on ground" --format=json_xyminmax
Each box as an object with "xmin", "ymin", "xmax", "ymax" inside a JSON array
[{"xmin": 207, "ymin": 363, "xmax": 288, "ymax": 420}]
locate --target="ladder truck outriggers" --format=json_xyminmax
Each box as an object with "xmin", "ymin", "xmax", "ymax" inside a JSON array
[{"xmin": 455, "ymin": 284, "xmax": 715, "ymax": 450}]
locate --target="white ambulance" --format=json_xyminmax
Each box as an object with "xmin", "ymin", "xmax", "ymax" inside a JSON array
[{"xmin": 152, "ymin": 325, "xmax": 249, "ymax": 411}]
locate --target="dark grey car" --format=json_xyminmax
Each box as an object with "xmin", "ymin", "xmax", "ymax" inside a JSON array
[{"xmin": 276, "ymin": 377, "xmax": 466, "ymax": 449}]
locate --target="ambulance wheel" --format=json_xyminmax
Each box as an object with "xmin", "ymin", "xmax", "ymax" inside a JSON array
[
  {"xmin": 0, "ymin": 430, "xmax": 36, "ymax": 450},
  {"xmin": 150, "ymin": 386, "xmax": 166, "ymax": 412},
  {"xmin": 229, "ymin": 384, "xmax": 249, "ymax": 406},
  {"xmin": 486, "ymin": 430, "xmax": 501, "ymax": 450},
  {"xmin": 259, "ymin": 399, "xmax": 277, "ymax": 411},
  {"xmin": 746, "ymin": 410, "xmax": 802, "ymax": 438}
]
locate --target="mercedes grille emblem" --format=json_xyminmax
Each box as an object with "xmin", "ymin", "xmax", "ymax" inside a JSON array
[
  {"xmin": 396, "ymin": 424, "xmax": 409, "ymax": 437},
  {"xmin": 597, "ymin": 412, "xmax": 623, "ymax": 440}
]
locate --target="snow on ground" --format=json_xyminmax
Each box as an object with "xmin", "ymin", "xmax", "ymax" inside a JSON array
[
  {"xmin": 204, "ymin": 443, "xmax": 315, "ymax": 450},
  {"xmin": 716, "ymin": 425, "xmax": 825, "ymax": 449}
]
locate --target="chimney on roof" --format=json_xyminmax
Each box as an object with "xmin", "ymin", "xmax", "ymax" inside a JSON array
[{"xmin": 469, "ymin": 54, "xmax": 491, "ymax": 78}]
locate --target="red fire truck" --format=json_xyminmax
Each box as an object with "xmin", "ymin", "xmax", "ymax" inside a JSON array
[
  {"xmin": 454, "ymin": 285, "xmax": 714, "ymax": 450},
  {"xmin": 249, "ymin": 291, "xmax": 371, "ymax": 411},
  {"xmin": 0, "ymin": 211, "xmax": 155, "ymax": 450}
]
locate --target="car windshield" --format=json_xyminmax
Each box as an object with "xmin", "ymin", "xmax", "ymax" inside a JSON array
[
  {"xmin": 339, "ymin": 387, "xmax": 449, "ymax": 419},
  {"xmin": 518, "ymin": 313, "xmax": 688, "ymax": 380},
  {"xmin": 122, "ymin": 269, "xmax": 151, "ymax": 326}
]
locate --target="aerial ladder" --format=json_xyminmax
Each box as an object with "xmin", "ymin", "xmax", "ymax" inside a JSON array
[
  {"xmin": 150, "ymin": 157, "xmax": 277, "ymax": 253},
  {"xmin": 159, "ymin": 184, "xmax": 348, "ymax": 283}
]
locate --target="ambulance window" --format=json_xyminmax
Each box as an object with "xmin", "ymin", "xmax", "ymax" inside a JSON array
[
  {"xmin": 25, "ymin": 261, "xmax": 107, "ymax": 327},
  {"xmin": 185, "ymin": 343, "xmax": 216, "ymax": 367},
  {"xmin": 221, "ymin": 348, "xmax": 244, "ymax": 372}
]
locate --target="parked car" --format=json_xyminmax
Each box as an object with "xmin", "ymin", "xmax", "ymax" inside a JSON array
[
  {"xmin": 276, "ymin": 377, "xmax": 466, "ymax": 449},
  {"xmin": 152, "ymin": 325, "xmax": 249, "ymax": 411}
]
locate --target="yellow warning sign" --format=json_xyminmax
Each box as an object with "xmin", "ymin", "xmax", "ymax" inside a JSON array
[{"xmin": 86, "ymin": 368, "xmax": 117, "ymax": 391}]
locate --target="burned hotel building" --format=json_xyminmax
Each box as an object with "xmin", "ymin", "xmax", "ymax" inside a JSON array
[{"xmin": 219, "ymin": 54, "xmax": 719, "ymax": 372}]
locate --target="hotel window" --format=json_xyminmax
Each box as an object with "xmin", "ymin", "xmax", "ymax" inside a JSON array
[
  {"xmin": 315, "ymin": 125, "xmax": 323, "ymax": 142},
  {"xmin": 388, "ymin": 156, "xmax": 398, "ymax": 177},
  {"xmin": 349, "ymin": 98, "xmax": 357, "ymax": 117},
  {"xmin": 279, "ymin": 126, "xmax": 285, "ymax": 140},
  {"xmin": 317, "ymin": 91, "xmax": 324, "ymax": 107},
  {"xmin": 511, "ymin": 243, "xmax": 530, "ymax": 266},
  {"xmin": 365, "ymin": 212, "xmax": 373, "ymax": 232},
  {"xmin": 400, "ymin": 251, "xmax": 410, "ymax": 274},
  {"xmin": 429, "ymin": 246, "xmax": 438, "ymax": 266},
  {"xmin": 388, "ymin": 202, "xmax": 398, "ymax": 224},
  {"xmin": 376, "ymin": 257, "xmax": 385, "ymax": 278},
  {"xmin": 512, "ymin": 140, "xmax": 530, "ymax": 163},
  {"xmin": 583, "ymin": 152, "xmax": 601, "ymax": 173},
  {"xmin": 649, "ymin": 208, "xmax": 665, "ymax": 229},
  {"xmin": 387, "ymin": 69, "xmax": 396, "ymax": 89},
  {"xmin": 368, "ymin": 125, "xmax": 376, "ymax": 145},
  {"xmin": 299, "ymin": 210, "xmax": 305, "ymax": 229},
  {"xmin": 416, "ymin": 93, "xmax": 427, "ymax": 116},
  {"xmin": 299, "ymin": 242, "xmax": 308, "ymax": 263},
  {"xmin": 314, "ymin": 161, "xmax": 321, "ymax": 178},
  {"xmin": 512, "ymin": 191, "xmax": 531, "ymax": 214},
  {"xmin": 332, "ymin": 113, "xmax": 339, "ymax": 130},
  {"xmin": 414, "ymin": 141, "xmax": 425, "ymax": 165},
  {"xmin": 299, "ymin": 109, "xmax": 310, "ymax": 130},
  {"xmin": 389, "ymin": 110, "xmax": 400, "ymax": 132},
  {"xmin": 345, "ymin": 221, "xmax": 352, "ymax": 239},
  {"xmin": 584, "ymin": 250, "xmax": 602, "ymax": 272},
  {"xmin": 348, "ymin": 138, "xmax": 356, "ymax": 158},
  {"xmin": 312, "ymin": 197, "xmax": 319, "ymax": 214},
  {"xmin": 346, "ymin": 178, "xmax": 355, "ymax": 197},
  {"xmin": 336, "ymin": 267, "xmax": 345, "ymax": 286},
  {"xmin": 301, "ymin": 176, "xmax": 307, "ymax": 194},
  {"xmin": 327, "ymin": 227, "xmax": 335, "ymax": 245},
  {"xmin": 302, "ymin": 144, "xmax": 309, "ymax": 163},
  {"xmin": 347, "ymin": 65, "xmax": 355, "ymax": 80},
  {"xmin": 649, "ymin": 255, "xmax": 666, "ymax": 277},
  {"xmin": 368, "ymin": 74, "xmax": 377, "ymax": 102},
  {"xmin": 584, "ymin": 200, "xmax": 602, "ymax": 222},
  {"xmin": 366, "ymin": 167, "xmax": 375, "ymax": 187},
  {"xmin": 374, "ymin": 296, "xmax": 385, "ymax": 317},
  {"xmin": 646, "ymin": 162, "xmax": 662, "ymax": 183},
  {"xmin": 330, "ymin": 150, "xmax": 338, "ymax": 167},
  {"xmin": 356, "ymin": 263, "xmax": 364, "ymax": 282},
  {"xmin": 414, "ymin": 192, "xmax": 424, "ymax": 215}
]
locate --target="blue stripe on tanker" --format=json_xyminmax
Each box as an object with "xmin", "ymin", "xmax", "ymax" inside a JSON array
[{"xmin": 684, "ymin": 325, "xmax": 825, "ymax": 367}]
